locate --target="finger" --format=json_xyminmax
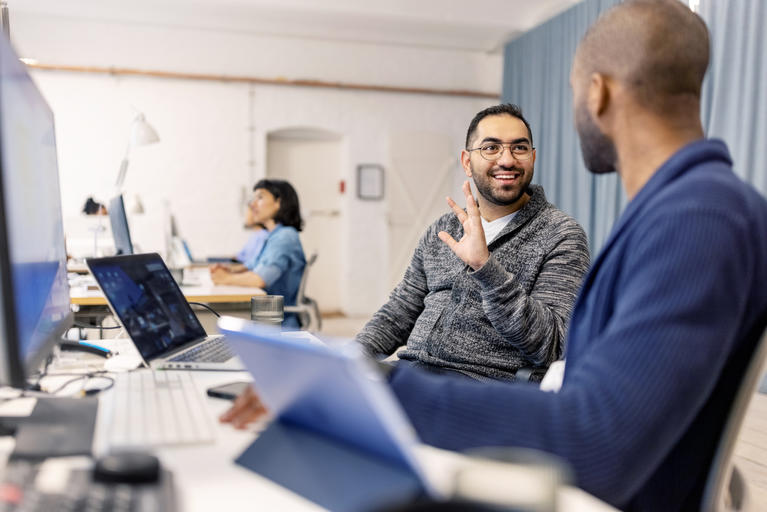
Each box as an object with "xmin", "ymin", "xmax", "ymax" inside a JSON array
[
  {"xmin": 438, "ymin": 231, "xmax": 460, "ymax": 252},
  {"xmin": 445, "ymin": 196, "xmax": 467, "ymax": 223},
  {"xmin": 462, "ymin": 180, "xmax": 473, "ymax": 200},
  {"xmin": 463, "ymin": 182, "xmax": 481, "ymax": 218}
]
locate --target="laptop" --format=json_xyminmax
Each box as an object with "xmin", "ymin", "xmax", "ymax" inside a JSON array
[
  {"xmin": 86, "ymin": 253, "xmax": 242, "ymax": 370},
  {"xmin": 217, "ymin": 316, "xmax": 439, "ymax": 497}
]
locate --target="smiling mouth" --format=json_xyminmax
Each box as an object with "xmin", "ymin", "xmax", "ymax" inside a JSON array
[{"xmin": 491, "ymin": 171, "xmax": 522, "ymax": 182}]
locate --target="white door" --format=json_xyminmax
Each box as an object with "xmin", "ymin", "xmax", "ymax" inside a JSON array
[
  {"xmin": 266, "ymin": 130, "xmax": 343, "ymax": 313},
  {"xmin": 386, "ymin": 131, "xmax": 462, "ymax": 290}
]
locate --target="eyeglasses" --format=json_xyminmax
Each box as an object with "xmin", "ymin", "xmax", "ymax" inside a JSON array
[{"xmin": 467, "ymin": 141, "xmax": 535, "ymax": 161}]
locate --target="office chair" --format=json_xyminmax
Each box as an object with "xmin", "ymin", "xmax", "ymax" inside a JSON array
[
  {"xmin": 284, "ymin": 252, "xmax": 322, "ymax": 331},
  {"xmin": 700, "ymin": 325, "xmax": 767, "ymax": 512}
]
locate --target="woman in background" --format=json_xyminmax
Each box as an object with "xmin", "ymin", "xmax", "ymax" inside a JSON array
[{"xmin": 210, "ymin": 179, "xmax": 306, "ymax": 328}]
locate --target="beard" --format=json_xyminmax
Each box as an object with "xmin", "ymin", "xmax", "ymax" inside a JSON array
[
  {"xmin": 471, "ymin": 162, "xmax": 533, "ymax": 207},
  {"xmin": 575, "ymin": 101, "xmax": 618, "ymax": 174}
]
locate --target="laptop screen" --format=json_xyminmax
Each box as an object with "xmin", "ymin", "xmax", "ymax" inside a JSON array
[{"xmin": 87, "ymin": 253, "xmax": 207, "ymax": 360}]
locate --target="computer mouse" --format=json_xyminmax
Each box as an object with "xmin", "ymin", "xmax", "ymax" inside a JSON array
[{"xmin": 93, "ymin": 450, "xmax": 161, "ymax": 484}]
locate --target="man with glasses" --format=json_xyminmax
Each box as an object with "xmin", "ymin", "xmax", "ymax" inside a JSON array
[{"xmin": 355, "ymin": 103, "xmax": 590, "ymax": 381}]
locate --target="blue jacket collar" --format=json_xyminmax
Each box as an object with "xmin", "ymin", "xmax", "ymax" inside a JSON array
[{"xmin": 591, "ymin": 138, "xmax": 731, "ymax": 270}]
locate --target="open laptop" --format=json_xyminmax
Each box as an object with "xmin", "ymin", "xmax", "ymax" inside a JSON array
[
  {"xmin": 86, "ymin": 253, "xmax": 242, "ymax": 370},
  {"xmin": 217, "ymin": 316, "xmax": 439, "ymax": 498}
]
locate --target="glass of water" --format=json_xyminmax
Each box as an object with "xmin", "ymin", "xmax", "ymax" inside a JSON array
[{"xmin": 250, "ymin": 295, "xmax": 284, "ymax": 327}]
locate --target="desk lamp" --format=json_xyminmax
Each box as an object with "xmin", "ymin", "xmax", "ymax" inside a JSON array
[{"xmin": 114, "ymin": 112, "xmax": 160, "ymax": 191}]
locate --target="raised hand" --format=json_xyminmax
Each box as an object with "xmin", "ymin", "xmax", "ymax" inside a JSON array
[{"xmin": 438, "ymin": 181, "xmax": 490, "ymax": 270}]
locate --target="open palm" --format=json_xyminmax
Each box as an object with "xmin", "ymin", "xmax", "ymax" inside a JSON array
[{"xmin": 438, "ymin": 180, "xmax": 490, "ymax": 270}]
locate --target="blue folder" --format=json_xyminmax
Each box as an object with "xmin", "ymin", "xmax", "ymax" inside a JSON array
[
  {"xmin": 218, "ymin": 317, "xmax": 440, "ymax": 509},
  {"xmin": 236, "ymin": 420, "xmax": 424, "ymax": 511}
]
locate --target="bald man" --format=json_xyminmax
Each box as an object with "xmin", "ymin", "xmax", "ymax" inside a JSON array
[
  {"xmin": 384, "ymin": 1, "xmax": 767, "ymax": 510},
  {"xmin": 221, "ymin": 1, "xmax": 767, "ymax": 509}
]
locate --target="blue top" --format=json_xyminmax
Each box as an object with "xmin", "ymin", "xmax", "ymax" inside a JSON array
[
  {"xmin": 388, "ymin": 139, "xmax": 767, "ymax": 511},
  {"xmin": 247, "ymin": 225, "xmax": 306, "ymax": 328},
  {"xmin": 236, "ymin": 229, "xmax": 269, "ymax": 264}
]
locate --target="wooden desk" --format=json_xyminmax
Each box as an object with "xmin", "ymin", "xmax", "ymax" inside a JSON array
[
  {"xmin": 70, "ymin": 265, "xmax": 266, "ymax": 306},
  {"xmin": 69, "ymin": 266, "xmax": 266, "ymax": 333},
  {"xmin": 70, "ymin": 284, "xmax": 265, "ymax": 307}
]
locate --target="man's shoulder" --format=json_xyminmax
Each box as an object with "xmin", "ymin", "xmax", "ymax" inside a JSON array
[{"xmin": 651, "ymin": 159, "xmax": 767, "ymax": 223}]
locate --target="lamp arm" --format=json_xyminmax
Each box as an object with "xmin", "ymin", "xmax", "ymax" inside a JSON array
[{"xmin": 115, "ymin": 157, "xmax": 129, "ymax": 191}]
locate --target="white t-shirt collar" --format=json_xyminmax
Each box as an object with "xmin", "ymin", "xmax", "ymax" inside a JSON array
[{"xmin": 481, "ymin": 211, "xmax": 518, "ymax": 245}]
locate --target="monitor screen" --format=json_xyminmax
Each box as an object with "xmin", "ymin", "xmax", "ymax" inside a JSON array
[
  {"xmin": 0, "ymin": 36, "xmax": 73, "ymax": 387},
  {"xmin": 109, "ymin": 194, "xmax": 134, "ymax": 255}
]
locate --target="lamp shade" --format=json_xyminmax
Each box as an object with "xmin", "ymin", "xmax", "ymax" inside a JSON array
[
  {"xmin": 115, "ymin": 112, "xmax": 160, "ymax": 191},
  {"xmin": 129, "ymin": 113, "xmax": 160, "ymax": 148}
]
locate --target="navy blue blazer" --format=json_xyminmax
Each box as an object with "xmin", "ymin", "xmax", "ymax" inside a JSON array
[{"xmin": 389, "ymin": 139, "xmax": 767, "ymax": 511}]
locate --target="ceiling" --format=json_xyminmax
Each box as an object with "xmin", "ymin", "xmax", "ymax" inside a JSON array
[{"xmin": 10, "ymin": 0, "xmax": 584, "ymax": 54}]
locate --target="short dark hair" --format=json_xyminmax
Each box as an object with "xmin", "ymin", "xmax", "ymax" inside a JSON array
[
  {"xmin": 82, "ymin": 196, "xmax": 104, "ymax": 215},
  {"xmin": 253, "ymin": 179, "xmax": 304, "ymax": 232},
  {"xmin": 465, "ymin": 103, "xmax": 534, "ymax": 149}
]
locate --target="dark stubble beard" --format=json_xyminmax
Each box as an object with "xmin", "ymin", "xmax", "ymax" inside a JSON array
[
  {"xmin": 575, "ymin": 101, "xmax": 618, "ymax": 174},
  {"xmin": 471, "ymin": 163, "xmax": 532, "ymax": 207}
]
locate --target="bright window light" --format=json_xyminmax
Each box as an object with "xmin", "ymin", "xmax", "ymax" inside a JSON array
[{"xmin": 687, "ymin": 0, "xmax": 700, "ymax": 12}]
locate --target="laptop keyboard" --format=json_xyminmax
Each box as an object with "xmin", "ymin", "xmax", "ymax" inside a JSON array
[
  {"xmin": 169, "ymin": 337, "xmax": 233, "ymax": 363},
  {"xmin": 104, "ymin": 370, "xmax": 216, "ymax": 449}
]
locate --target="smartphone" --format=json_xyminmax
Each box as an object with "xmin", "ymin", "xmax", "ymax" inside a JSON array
[{"xmin": 206, "ymin": 381, "xmax": 251, "ymax": 400}]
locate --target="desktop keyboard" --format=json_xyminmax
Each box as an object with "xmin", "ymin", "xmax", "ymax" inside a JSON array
[
  {"xmin": 169, "ymin": 337, "xmax": 233, "ymax": 363},
  {"xmin": 104, "ymin": 370, "xmax": 216, "ymax": 449},
  {"xmin": 0, "ymin": 459, "xmax": 176, "ymax": 512}
]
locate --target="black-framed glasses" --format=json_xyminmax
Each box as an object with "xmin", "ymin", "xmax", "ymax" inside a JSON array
[{"xmin": 467, "ymin": 141, "xmax": 535, "ymax": 161}]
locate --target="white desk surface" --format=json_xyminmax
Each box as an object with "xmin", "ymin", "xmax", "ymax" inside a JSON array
[{"xmin": 3, "ymin": 340, "xmax": 618, "ymax": 512}]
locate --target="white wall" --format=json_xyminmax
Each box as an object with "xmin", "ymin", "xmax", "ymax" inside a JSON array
[{"xmin": 10, "ymin": 12, "xmax": 499, "ymax": 316}]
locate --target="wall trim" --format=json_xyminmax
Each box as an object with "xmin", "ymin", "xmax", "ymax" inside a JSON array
[{"xmin": 26, "ymin": 62, "xmax": 500, "ymax": 99}]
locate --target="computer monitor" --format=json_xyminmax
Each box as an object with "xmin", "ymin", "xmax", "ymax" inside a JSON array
[
  {"xmin": 109, "ymin": 194, "xmax": 134, "ymax": 255},
  {"xmin": 0, "ymin": 35, "xmax": 73, "ymax": 388}
]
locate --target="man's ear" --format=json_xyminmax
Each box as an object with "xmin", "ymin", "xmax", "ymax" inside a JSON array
[
  {"xmin": 588, "ymin": 72, "xmax": 610, "ymax": 119},
  {"xmin": 460, "ymin": 149, "xmax": 472, "ymax": 178}
]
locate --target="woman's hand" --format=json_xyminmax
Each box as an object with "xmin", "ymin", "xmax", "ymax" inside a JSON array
[
  {"xmin": 219, "ymin": 386, "xmax": 269, "ymax": 428},
  {"xmin": 210, "ymin": 266, "xmax": 232, "ymax": 284}
]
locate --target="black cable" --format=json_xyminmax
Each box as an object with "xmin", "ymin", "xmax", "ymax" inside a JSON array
[
  {"xmin": 27, "ymin": 351, "xmax": 115, "ymax": 396},
  {"xmin": 41, "ymin": 371, "xmax": 115, "ymax": 396},
  {"xmin": 73, "ymin": 322, "xmax": 121, "ymax": 330},
  {"xmin": 188, "ymin": 301, "xmax": 221, "ymax": 317}
]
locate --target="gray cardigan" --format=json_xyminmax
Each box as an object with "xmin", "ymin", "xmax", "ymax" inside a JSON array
[{"xmin": 355, "ymin": 185, "xmax": 590, "ymax": 380}]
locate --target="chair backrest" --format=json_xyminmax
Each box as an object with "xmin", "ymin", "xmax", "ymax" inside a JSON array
[
  {"xmin": 296, "ymin": 252, "xmax": 317, "ymax": 304},
  {"xmin": 701, "ymin": 325, "xmax": 767, "ymax": 512}
]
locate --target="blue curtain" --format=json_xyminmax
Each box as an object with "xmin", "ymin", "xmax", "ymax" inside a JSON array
[
  {"xmin": 503, "ymin": 0, "xmax": 767, "ymax": 253},
  {"xmin": 503, "ymin": 0, "xmax": 624, "ymax": 254},
  {"xmin": 699, "ymin": 0, "xmax": 767, "ymax": 195}
]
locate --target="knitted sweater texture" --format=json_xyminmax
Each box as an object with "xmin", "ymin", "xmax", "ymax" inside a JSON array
[{"xmin": 356, "ymin": 184, "xmax": 589, "ymax": 380}]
